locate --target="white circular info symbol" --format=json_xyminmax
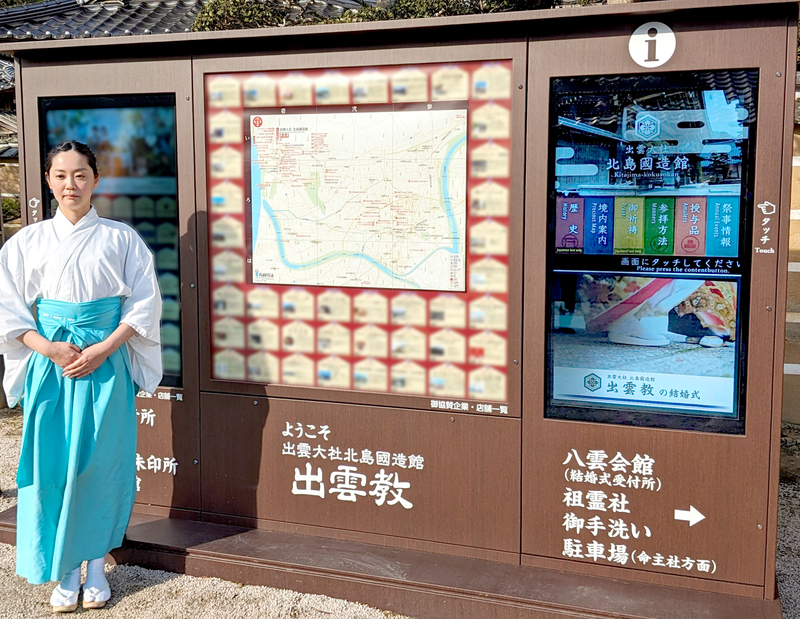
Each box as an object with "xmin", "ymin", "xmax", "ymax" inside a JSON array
[{"xmin": 629, "ymin": 22, "xmax": 676, "ymax": 68}]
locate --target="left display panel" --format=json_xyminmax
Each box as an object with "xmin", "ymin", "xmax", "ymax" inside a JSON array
[{"xmin": 39, "ymin": 95, "xmax": 182, "ymax": 387}]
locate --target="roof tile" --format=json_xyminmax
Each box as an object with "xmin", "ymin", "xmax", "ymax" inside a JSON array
[{"xmin": 0, "ymin": 0, "xmax": 213, "ymax": 40}]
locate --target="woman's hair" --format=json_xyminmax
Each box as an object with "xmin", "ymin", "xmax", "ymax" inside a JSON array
[{"xmin": 44, "ymin": 141, "xmax": 99, "ymax": 177}]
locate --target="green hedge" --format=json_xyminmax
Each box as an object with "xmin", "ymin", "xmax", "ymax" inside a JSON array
[
  {"xmin": 0, "ymin": 0, "xmax": 37, "ymax": 8},
  {"xmin": 193, "ymin": 0, "xmax": 556, "ymax": 31},
  {"xmin": 2, "ymin": 197, "xmax": 19, "ymax": 223},
  {"xmin": 193, "ymin": 0, "xmax": 289, "ymax": 31}
]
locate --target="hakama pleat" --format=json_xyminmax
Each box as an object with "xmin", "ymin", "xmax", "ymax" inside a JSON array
[{"xmin": 15, "ymin": 297, "xmax": 136, "ymax": 584}]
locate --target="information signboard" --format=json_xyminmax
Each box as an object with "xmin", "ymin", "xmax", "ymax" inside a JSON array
[{"xmin": 5, "ymin": 2, "xmax": 795, "ymax": 614}]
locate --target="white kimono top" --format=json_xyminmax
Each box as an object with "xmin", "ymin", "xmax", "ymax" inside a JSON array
[{"xmin": 0, "ymin": 207, "xmax": 162, "ymax": 405}]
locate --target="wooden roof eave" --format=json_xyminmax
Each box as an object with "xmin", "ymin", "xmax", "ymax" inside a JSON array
[{"xmin": 0, "ymin": 0, "xmax": 795, "ymax": 56}]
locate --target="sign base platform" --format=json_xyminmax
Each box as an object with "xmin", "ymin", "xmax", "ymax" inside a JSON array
[{"xmin": 0, "ymin": 507, "xmax": 783, "ymax": 619}]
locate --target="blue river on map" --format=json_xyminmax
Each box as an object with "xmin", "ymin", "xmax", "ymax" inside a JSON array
[{"xmin": 251, "ymin": 133, "xmax": 466, "ymax": 286}]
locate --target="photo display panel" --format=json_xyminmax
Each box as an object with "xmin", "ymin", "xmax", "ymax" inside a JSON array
[
  {"xmin": 204, "ymin": 61, "xmax": 513, "ymax": 405},
  {"xmin": 41, "ymin": 96, "xmax": 182, "ymax": 388},
  {"xmin": 546, "ymin": 71, "xmax": 758, "ymax": 433}
]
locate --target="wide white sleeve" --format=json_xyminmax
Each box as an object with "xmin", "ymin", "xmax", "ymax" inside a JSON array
[
  {"xmin": 120, "ymin": 238, "xmax": 163, "ymax": 394},
  {"xmin": 0, "ymin": 238, "xmax": 37, "ymax": 406}
]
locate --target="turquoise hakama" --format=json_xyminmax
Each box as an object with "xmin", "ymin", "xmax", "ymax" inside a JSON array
[
  {"xmin": 0, "ymin": 207, "xmax": 162, "ymax": 586},
  {"xmin": 15, "ymin": 297, "xmax": 137, "ymax": 585}
]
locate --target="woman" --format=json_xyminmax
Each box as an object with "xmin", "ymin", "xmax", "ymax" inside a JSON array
[{"xmin": 0, "ymin": 141, "xmax": 162, "ymax": 611}]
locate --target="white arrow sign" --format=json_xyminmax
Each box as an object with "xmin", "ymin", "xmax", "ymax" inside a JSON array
[{"xmin": 674, "ymin": 505, "xmax": 705, "ymax": 526}]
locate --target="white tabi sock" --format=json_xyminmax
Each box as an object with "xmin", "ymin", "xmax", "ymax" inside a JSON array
[
  {"xmin": 60, "ymin": 566, "xmax": 80, "ymax": 592},
  {"xmin": 83, "ymin": 557, "xmax": 111, "ymax": 606},
  {"xmin": 85, "ymin": 557, "xmax": 109, "ymax": 591}
]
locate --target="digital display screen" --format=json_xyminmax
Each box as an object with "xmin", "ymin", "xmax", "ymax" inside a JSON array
[
  {"xmin": 41, "ymin": 95, "xmax": 182, "ymax": 387},
  {"xmin": 546, "ymin": 71, "xmax": 758, "ymax": 433}
]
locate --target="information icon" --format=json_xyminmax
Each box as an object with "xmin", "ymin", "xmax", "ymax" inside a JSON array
[{"xmin": 629, "ymin": 22, "xmax": 676, "ymax": 68}]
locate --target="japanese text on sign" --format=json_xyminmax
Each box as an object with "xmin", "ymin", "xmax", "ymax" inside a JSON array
[
  {"xmin": 282, "ymin": 421, "xmax": 425, "ymax": 509},
  {"xmin": 559, "ymin": 449, "xmax": 718, "ymax": 573}
]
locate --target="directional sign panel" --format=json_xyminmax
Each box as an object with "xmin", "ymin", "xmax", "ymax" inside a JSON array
[{"xmin": 523, "ymin": 427, "xmax": 768, "ymax": 586}]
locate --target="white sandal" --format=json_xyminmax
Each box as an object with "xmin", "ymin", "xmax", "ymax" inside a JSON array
[
  {"xmin": 82, "ymin": 583, "xmax": 111, "ymax": 609},
  {"xmin": 50, "ymin": 583, "xmax": 80, "ymax": 613}
]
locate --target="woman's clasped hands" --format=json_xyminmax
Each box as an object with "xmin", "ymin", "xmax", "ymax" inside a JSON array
[{"xmin": 43, "ymin": 340, "xmax": 111, "ymax": 379}]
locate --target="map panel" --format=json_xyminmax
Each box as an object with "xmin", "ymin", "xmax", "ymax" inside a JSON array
[
  {"xmin": 249, "ymin": 108, "xmax": 468, "ymax": 290},
  {"xmin": 205, "ymin": 60, "xmax": 514, "ymax": 404}
]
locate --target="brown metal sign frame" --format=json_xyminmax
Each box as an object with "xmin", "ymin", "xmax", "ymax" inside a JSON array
[{"xmin": 0, "ymin": 1, "xmax": 796, "ymax": 614}]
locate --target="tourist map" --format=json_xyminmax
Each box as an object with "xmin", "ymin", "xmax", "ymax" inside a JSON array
[{"xmin": 249, "ymin": 108, "xmax": 467, "ymax": 290}]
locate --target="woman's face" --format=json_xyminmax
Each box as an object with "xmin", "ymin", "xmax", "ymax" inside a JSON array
[{"xmin": 45, "ymin": 151, "xmax": 98, "ymax": 220}]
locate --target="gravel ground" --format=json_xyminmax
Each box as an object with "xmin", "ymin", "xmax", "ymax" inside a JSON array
[
  {"xmin": 0, "ymin": 406, "xmax": 797, "ymax": 618},
  {"xmin": 0, "ymin": 545, "xmax": 409, "ymax": 619},
  {"xmin": 779, "ymin": 423, "xmax": 800, "ymax": 619}
]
